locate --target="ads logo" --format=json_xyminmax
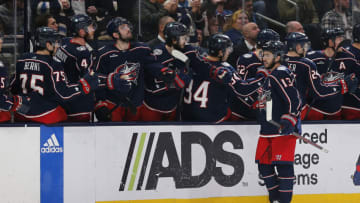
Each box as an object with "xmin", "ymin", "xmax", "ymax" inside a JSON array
[
  {"xmin": 41, "ymin": 134, "xmax": 63, "ymax": 154},
  {"xmin": 119, "ymin": 130, "xmax": 244, "ymax": 191}
]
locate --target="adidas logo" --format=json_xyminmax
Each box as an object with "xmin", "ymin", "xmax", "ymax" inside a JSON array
[{"xmin": 41, "ymin": 134, "xmax": 63, "ymax": 154}]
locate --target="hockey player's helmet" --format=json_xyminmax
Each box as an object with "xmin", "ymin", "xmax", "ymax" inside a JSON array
[
  {"xmin": 284, "ymin": 32, "xmax": 310, "ymax": 52},
  {"xmin": 70, "ymin": 14, "xmax": 96, "ymax": 35},
  {"xmin": 208, "ymin": 34, "xmax": 233, "ymax": 57},
  {"xmin": 35, "ymin": 26, "xmax": 61, "ymax": 49},
  {"xmin": 256, "ymin": 29, "xmax": 280, "ymax": 49},
  {"xmin": 164, "ymin": 22, "xmax": 189, "ymax": 46},
  {"xmin": 262, "ymin": 40, "xmax": 285, "ymax": 58},
  {"xmin": 106, "ymin": 17, "xmax": 133, "ymax": 37},
  {"xmin": 321, "ymin": 27, "xmax": 345, "ymax": 47},
  {"xmin": 353, "ymin": 24, "xmax": 360, "ymax": 43}
]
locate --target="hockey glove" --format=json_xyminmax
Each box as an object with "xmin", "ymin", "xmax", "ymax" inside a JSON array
[
  {"xmin": 341, "ymin": 73, "xmax": 358, "ymax": 94},
  {"xmin": 106, "ymin": 72, "xmax": 132, "ymax": 93},
  {"xmin": 279, "ymin": 114, "xmax": 297, "ymax": 135},
  {"xmin": 79, "ymin": 72, "xmax": 100, "ymax": 94},
  {"xmin": 10, "ymin": 95, "xmax": 31, "ymax": 114},
  {"xmin": 210, "ymin": 66, "xmax": 233, "ymax": 84},
  {"xmin": 94, "ymin": 101, "xmax": 112, "ymax": 121},
  {"xmin": 159, "ymin": 67, "xmax": 175, "ymax": 84}
]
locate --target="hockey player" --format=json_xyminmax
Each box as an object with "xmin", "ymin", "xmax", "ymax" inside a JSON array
[
  {"xmin": 230, "ymin": 28, "xmax": 280, "ymax": 121},
  {"xmin": 94, "ymin": 17, "xmax": 175, "ymax": 122},
  {"xmin": 343, "ymin": 24, "xmax": 360, "ymax": 119},
  {"xmin": 182, "ymin": 34, "xmax": 265, "ymax": 123},
  {"xmin": 142, "ymin": 22, "xmax": 191, "ymax": 121},
  {"xmin": 306, "ymin": 27, "xmax": 360, "ymax": 120},
  {"xmin": 354, "ymin": 155, "xmax": 360, "ymax": 186},
  {"xmin": 10, "ymin": 27, "xmax": 100, "ymax": 124},
  {"xmin": 53, "ymin": 14, "xmax": 97, "ymax": 121},
  {"xmin": 284, "ymin": 32, "xmax": 357, "ymax": 120},
  {"xmin": 255, "ymin": 40, "xmax": 301, "ymax": 203},
  {"xmin": 0, "ymin": 33, "xmax": 11, "ymax": 122}
]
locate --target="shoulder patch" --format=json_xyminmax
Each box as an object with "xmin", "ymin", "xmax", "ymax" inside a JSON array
[
  {"xmin": 243, "ymin": 53, "xmax": 252, "ymax": 58},
  {"xmin": 153, "ymin": 48, "xmax": 163, "ymax": 56},
  {"xmin": 307, "ymin": 51, "xmax": 316, "ymax": 55},
  {"xmin": 277, "ymin": 65, "xmax": 288, "ymax": 71},
  {"xmin": 76, "ymin": 46, "xmax": 87, "ymax": 51}
]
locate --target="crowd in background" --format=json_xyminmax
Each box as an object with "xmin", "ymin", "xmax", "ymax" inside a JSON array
[{"xmin": 0, "ymin": 0, "xmax": 359, "ymax": 124}]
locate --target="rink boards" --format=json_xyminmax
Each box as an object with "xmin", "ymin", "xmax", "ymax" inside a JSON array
[{"xmin": 0, "ymin": 123, "xmax": 359, "ymax": 203}]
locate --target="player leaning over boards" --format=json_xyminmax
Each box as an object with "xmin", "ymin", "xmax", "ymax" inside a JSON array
[
  {"xmin": 255, "ymin": 40, "xmax": 301, "ymax": 203},
  {"xmin": 182, "ymin": 34, "xmax": 266, "ymax": 123},
  {"xmin": 284, "ymin": 32, "xmax": 358, "ymax": 121},
  {"xmin": 10, "ymin": 27, "xmax": 101, "ymax": 124}
]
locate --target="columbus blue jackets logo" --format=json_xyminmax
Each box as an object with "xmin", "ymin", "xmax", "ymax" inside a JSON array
[{"xmin": 115, "ymin": 61, "xmax": 140, "ymax": 85}]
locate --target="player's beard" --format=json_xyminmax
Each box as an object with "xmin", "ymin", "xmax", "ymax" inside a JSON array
[{"xmin": 119, "ymin": 32, "xmax": 133, "ymax": 43}]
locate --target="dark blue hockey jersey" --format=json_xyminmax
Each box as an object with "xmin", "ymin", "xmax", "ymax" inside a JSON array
[
  {"xmin": 94, "ymin": 42, "xmax": 164, "ymax": 107},
  {"xmin": 10, "ymin": 53, "xmax": 85, "ymax": 116},
  {"xmin": 285, "ymin": 55, "xmax": 341, "ymax": 107},
  {"xmin": 236, "ymin": 51, "xmax": 263, "ymax": 79},
  {"xmin": 144, "ymin": 45, "xmax": 192, "ymax": 111},
  {"xmin": 0, "ymin": 60, "xmax": 14, "ymax": 111},
  {"xmin": 306, "ymin": 49, "xmax": 359, "ymax": 77},
  {"xmin": 258, "ymin": 65, "xmax": 301, "ymax": 136},
  {"xmin": 54, "ymin": 37, "xmax": 95, "ymax": 83},
  {"xmin": 182, "ymin": 56, "xmax": 264, "ymax": 123},
  {"xmin": 230, "ymin": 51, "xmax": 263, "ymax": 119}
]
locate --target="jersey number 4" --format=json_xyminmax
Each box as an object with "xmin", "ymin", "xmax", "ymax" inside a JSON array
[
  {"xmin": 19, "ymin": 73, "xmax": 44, "ymax": 95},
  {"xmin": 184, "ymin": 80, "xmax": 210, "ymax": 108}
]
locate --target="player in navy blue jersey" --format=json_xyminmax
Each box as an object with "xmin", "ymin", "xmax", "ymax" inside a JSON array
[
  {"xmin": 255, "ymin": 40, "xmax": 301, "ymax": 203},
  {"xmin": 93, "ymin": 17, "xmax": 175, "ymax": 122},
  {"xmin": 10, "ymin": 27, "xmax": 101, "ymax": 124},
  {"xmin": 284, "ymin": 32, "xmax": 356, "ymax": 120},
  {"xmin": 53, "ymin": 14, "xmax": 97, "ymax": 121},
  {"xmin": 182, "ymin": 34, "xmax": 265, "ymax": 123},
  {"xmin": 230, "ymin": 29, "xmax": 280, "ymax": 121},
  {"xmin": 142, "ymin": 22, "xmax": 192, "ymax": 121},
  {"xmin": 306, "ymin": 28, "xmax": 359, "ymax": 120},
  {"xmin": 343, "ymin": 24, "xmax": 360, "ymax": 119}
]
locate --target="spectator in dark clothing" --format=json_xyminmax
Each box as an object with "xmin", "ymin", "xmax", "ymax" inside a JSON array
[
  {"xmin": 177, "ymin": 0, "xmax": 203, "ymax": 46},
  {"xmin": 227, "ymin": 22, "xmax": 259, "ymax": 67},
  {"xmin": 313, "ymin": 0, "xmax": 334, "ymax": 20},
  {"xmin": 321, "ymin": 0, "xmax": 352, "ymax": 39},
  {"xmin": 147, "ymin": 16, "xmax": 175, "ymax": 49},
  {"xmin": 133, "ymin": 0, "xmax": 178, "ymax": 42},
  {"xmin": 32, "ymin": 0, "xmax": 74, "ymax": 36},
  {"xmin": 243, "ymin": 0, "xmax": 267, "ymax": 29},
  {"xmin": 0, "ymin": 0, "xmax": 24, "ymax": 34},
  {"xmin": 224, "ymin": 9, "xmax": 249, "ymax": 46},
  {"xmin": 35, "ymin": 14, "xmax": 59, "ymax": 31}
]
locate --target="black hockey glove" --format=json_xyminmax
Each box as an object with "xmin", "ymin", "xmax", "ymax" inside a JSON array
[
  {"xmin": 209, "ymin": 66, "xmax": 233, "ymax": 84},
  {"xmin": 106, "ymin": 72, "xmax": 132, "ymax": 94},
  {"xmin": 94, "ymin": 102, "xmax": 112, "ymax": 121},
  {"xmin": 159, "ymin": 67, "xmax": 175, "ymax": 84},
  {"xmin": 79, "ymin": 72, "xmax": 100, "ymax": 94},
  {"xmin": 10, "ymin": 95, "xmax": 31, "ymax": 114},
  {"xmin": 279, "ymin": 114, "xmax": 297, "ymax": 135},
  {"xmin": 341, "ymin": 73, "xmax": 358, "ymax": 94}
]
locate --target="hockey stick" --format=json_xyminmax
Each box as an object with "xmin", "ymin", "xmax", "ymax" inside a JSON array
[
  {"xmin": 265, "ymin": 97, "xmax": 329, "ymax": 153},
  {"xmin": 171, "ymin": 49, "xmax": 190, "ymax": 121}
]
